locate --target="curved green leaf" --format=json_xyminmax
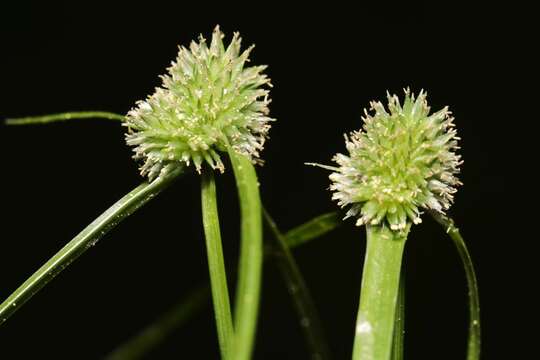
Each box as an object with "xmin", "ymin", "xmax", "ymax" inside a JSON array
[
  {"xmin": 430, "ymin": 212, "xmax": 481, "ymax": 360},
  {"xmin": 0, "ymin": 166, "xmax": 182, "ymax": 324}
]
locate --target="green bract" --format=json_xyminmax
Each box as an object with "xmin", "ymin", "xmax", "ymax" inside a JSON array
[
  {"xmin": 125, "ymin": 26, "xmax": 273, "ymax": 180},
  {"xmin": 329, "ymin": 90, "xmax": 462, "ymax": 230}
]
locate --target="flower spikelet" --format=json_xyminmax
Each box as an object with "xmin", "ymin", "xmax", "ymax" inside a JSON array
[
  {"xmin": 329, "ymin": 89, "xmax": 462, "ymax": 230},
  {"xmin": 124, "ymin": 26, "xmax": 273, "ymax": 180}
]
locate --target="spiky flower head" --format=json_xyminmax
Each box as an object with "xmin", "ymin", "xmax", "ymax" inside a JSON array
[
  {"xmin": 328, "ymin": 89, "xmax": 462, "ymax": 231},
  {"xmin": 124, "ymin": 26, "xmax": 273, "ymax": 180}
]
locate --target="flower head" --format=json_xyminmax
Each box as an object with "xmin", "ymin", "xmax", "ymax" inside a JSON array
[
  {"xmin": 124, "ymin": 26, "xmax": 273, "ymax": 180},
  {"xmin": 328, "ymin": 90, "xmax": 462, "ymax": 231}
]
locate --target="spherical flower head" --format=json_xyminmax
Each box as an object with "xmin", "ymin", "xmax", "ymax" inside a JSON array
[
  {"xmin": 329, "ymin": 89, "xmax": 462, "ymax": 231},
  {"xmin": 124, "ymin": 26, "xmax": 273, "ymax": 180}
]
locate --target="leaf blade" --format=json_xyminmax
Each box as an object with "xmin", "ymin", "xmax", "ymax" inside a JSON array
[
  {"xmin": 5, "ymin": 111, "xmax": 124, "ymax": 125},
  {"xmin": 0, "ymin": 167, "xmax": 181, "ymax": 324},
  {"xmin": 285, "ymin": 212, "xmax": 342, "ymax": 249},
  {"xmin": 264, "ymin": 208, "xmax": 332, "ymax": 359},
  {"xmin": 430, "ymin": 212, "xmax": 481, "ymax": 360}
]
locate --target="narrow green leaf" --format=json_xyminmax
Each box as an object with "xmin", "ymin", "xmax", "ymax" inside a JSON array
[
  {"xmin": 0, "ymin": 166, "xmax": 182, "ymax": 324},
  {"xmin": 104, "ymin": 285, "xmax": 210, "ymax": 360},
  {"xmin": 5, "ymin": 111, "xmax": 124, "ymax": 125},
  {"xmin": 391, "ymin": 273, "xmax": 405, "ymax": 360},
  {"xmin": 201, "ymin": 169, "xmax": 234, "ymax": 358},
  {"xmin": 285, "ymin": 212, "xmax": 342, "ymax": 249},
  {"xmin": 430, "ymin": 212, "xmax": 481, "ymax": 360},
  {"xmin": 227, "ymin": 147, "xmax": 263, "ymax": 360},
  {"xmin": 352, "ymin": 225, "xmax": 410, "ymax": 360},
  {"xmin": 264, "ymin": 209, "xmax": 332, "ymax": 360}
]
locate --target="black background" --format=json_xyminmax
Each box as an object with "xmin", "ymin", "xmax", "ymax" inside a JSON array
[{"xmin": 0, "ymin": 1, "xmax": 520, "ymax": 359}]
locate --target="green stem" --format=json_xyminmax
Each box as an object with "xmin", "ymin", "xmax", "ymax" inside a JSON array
[
  {"xmin": 227, "ymin": 148, "xmax": 263, "ymax": 360},
  {"xmin": 0, "ymin": 166, "xmax": 182, "ymax": 324},
  {"xmin": 391, "ymin": 272, "xmax": 405, "ymax": 360},
  {"xmin": 104, "ymin": 211, "xmax": 343, "ymax": 360},
  {"xmin": 4, "ymin": 111, "xmax": 124, "ymax": 125},
  {"xmin": 352, "ymin": 225, "xmax": 409, "ymax": 360},
  {"xmin": 104, "ymin": 285, "xmax": 210, "ymax": 360},
  {"xmin": 201, "ymin": 169, "xmax": 234, "ymax": 358},
  {"xmin": 430, "ymin": 212, "xmax": 481, "ymax": 360},
  {"xmin": 263, "ymin": 209, "xmax": 332, "ymax": 360}
]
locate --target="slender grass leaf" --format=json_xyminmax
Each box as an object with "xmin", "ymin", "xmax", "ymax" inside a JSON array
[
  {"xmin": 0, "ymin": 166, "xmax": 182, "ymax": 324},
  {"xmin": 285, "ymin": 212, "xmax": 341, "ymax": 249},
  {"xmin": 5, "ymin": 111, "xmax": 124, "ymax": 125},
  {"xmin": 264, "ymin": 208, "xmax": 332, "ymax": 360},
  {"xmin": 104, "ymin": 285, "xmax": 209, "ymax": 360},
  {"xmin": 430, "ymin": 212, "xmax": 481, "ymax": 360},
  {"xmin": 391, "ymin": 273, "xmax": 405, "ymax": 360}
]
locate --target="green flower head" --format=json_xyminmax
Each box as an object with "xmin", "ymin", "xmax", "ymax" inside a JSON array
[
  {"xmin": 328, "ymin": 90, "xmax": 462, "ymax": 231},
  {"xmin": 124, "ymin": 26, "xmax": 273, "ymax": 180}
]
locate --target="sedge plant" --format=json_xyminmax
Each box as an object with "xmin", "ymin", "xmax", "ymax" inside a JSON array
[
  {"xmin": 310, "ymin": 89, "xmax": 478, "ymax": 360},
  {"xmin": 1, "ymin": 26, "xmax": 271, "ymax": 360},
  {"xmin": 1, "ymin": 25, "xmax": 481, "ymax": 360}
]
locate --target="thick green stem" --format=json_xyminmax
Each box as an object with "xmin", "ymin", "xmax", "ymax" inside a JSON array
[
  {"xmin": 352, "ymin": 225, "xmax": 409, "ymax": 360},
  {"xmin": 5, "ymin": 111, "xmax": 124, "ymax": 125},
  {"xmin": 227, "ymin": 148, "xmax": 263, "ymax": 360},
  {"xmin": 430, "ymin": 212, "xmax": 481, "ymax": 360},
  {"xmin": 263, "ymin": 209, "xmax": 332, "ymax": 360},
  {"xmin": 0, "ymin": 166, "xmax": 182, "ymax": 324},
  {"xmin": 201, "ymin": 169, "xmax": 234, "ymax": 358},
  {"xmin": 104, "ymin": 285, "xmax": 209, "ymax": 360}
]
